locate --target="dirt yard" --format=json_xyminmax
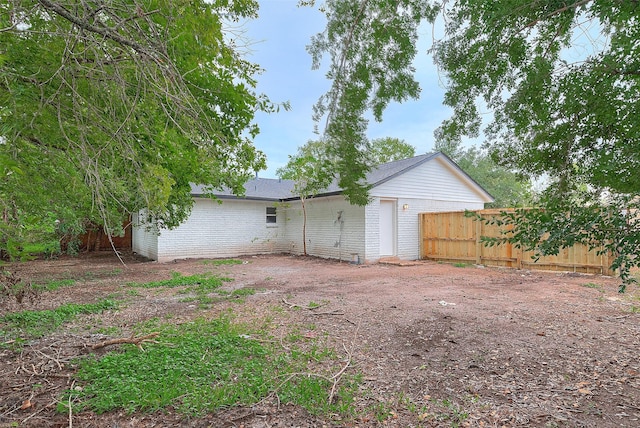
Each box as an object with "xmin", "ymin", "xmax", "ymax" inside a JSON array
[{"xmin": 1, "ymin": 252, "xmax": 639, "ymax": 427}]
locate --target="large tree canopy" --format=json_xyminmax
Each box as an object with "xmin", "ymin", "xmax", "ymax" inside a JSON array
[
  {"xmin": 429, "ymin": 0, "xmax": 640, "ymax": 288},
  {"xmin": 307, "ymin": 0, "xmax": 436, "ymax": 205},
  {"xmin": 367, "ymin": 137, "xmax": 415, "ymax": 166},
  {"xmin": 0, "ymin": 0, "xmax": 275, "ymax": 256}
]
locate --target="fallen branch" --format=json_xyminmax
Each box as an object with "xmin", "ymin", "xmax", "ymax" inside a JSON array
[
  {"xmin": 311, "ymin": 310, "xmax": 345, "ymax": 316},
  {"xmin": 328, "ymin": 342, "xmax": 353, "ymax": 404},
  {"xmin": 281, "ymin": 297, "xmax": 328, "ymax": 310},
  {"xmin": 91, "ymin": 332, "xmax": 160, "ymax": 351}
]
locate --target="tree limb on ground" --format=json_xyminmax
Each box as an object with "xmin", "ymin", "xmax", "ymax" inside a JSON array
[
  {"xmin": 91, "ymin": 332, "xmax": 160, "ymax": 351},
  {"xmin": 281, "ymin": 297, "xmax": 328, "ymax": 310}
]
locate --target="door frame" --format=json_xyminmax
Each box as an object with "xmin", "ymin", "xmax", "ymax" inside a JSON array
[{"xmin": 379, "ymin": 199, "xmax": 397, "ymax": 257}]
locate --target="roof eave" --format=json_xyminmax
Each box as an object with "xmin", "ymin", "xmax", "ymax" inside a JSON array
[{"xmin": 192, "ymin": 194, "xmax": 282, "ymax": 202}]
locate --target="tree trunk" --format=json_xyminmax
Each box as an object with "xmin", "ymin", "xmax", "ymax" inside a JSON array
[{"xmin": 301, "ymin": 198, "xmax": 307, "ymax": 256}]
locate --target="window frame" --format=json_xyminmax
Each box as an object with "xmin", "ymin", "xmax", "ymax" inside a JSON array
[{"xmin": 266, "ymin": 206, "xmax": 277, "ymax": 224}]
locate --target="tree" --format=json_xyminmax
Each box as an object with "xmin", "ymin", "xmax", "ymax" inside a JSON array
[
  {"xmin": 434, "ymin": 141, "xmax": 532, "ymax": 208},
  {"xmin": 429, "ymin": 1, "xmax": 640, "ymax": 289},
  {"xmin": 307, "ymin": 0, "xmax": 436, "ymax": 206},
  {"xmin": 367, "ymin": 137, "xmax": 415, "ymax": 166},
  {"xmin": 0, "ymin": 1, "xmax": 278, "ymax": 257},
  {"xmin": 276, "ymin": 141, "xmax": 333, "ymax": 256},
  {"xmin": 277, "ymin": 137, "xmax": 417, "ymax": 255}
]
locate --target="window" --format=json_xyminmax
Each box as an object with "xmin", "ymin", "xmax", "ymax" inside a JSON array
[{"xmin": 266, "ymin": 207, "xmax": 277, "ymax": 224}]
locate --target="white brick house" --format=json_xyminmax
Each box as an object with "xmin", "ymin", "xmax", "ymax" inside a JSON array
[{"xmin": 132, "ymin": 152, "xmax": 494, "ymax": 263}]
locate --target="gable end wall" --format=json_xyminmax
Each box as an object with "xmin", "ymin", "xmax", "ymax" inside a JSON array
[{"xmin": 366, "ymin": 158, "xmax": 488, "ymax": 261}]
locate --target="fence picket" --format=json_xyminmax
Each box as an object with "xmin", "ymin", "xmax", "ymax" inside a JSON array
[{"xmin": 419, "ymin": 210, "xmax": 611, "ymax": 275}]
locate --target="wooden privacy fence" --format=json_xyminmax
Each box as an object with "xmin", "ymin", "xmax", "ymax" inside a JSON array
[{"xmin": 419, "ymin": 209, "xmax": 614, "ymax": 275}]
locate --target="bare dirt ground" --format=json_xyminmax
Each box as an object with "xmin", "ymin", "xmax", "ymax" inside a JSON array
[{"xmin": 1, "ymin": 252, "xmax": 639, "ymax": 427}]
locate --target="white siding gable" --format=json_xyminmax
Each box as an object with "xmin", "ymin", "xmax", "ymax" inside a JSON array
[
  {"xmin": 371, "ymin": 156, "xmax": 489, "ymax": 203},
  {"xmin": 365, "ymin": 157, "xmax": 489, "ymax": 262}
]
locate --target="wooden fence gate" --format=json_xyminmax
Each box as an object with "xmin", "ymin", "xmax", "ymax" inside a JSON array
[{"xmin": 419, "ymin": 209, "xmax": 613, "ymax": 275}]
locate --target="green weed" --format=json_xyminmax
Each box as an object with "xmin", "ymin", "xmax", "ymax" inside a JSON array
[
  {"xmin": 431, "ymin": 398, "xmax": 470, "ymax": 427},
  {"xmin": 231, "ymin": 287, "xmax": 256, "ymax": 297},
  {"xmin": 33, "ymin": 279, "xmax": 76, "ymax": 291},
  {"xmin": 92, "ymin": 326, "xmax": 122, "ymax": 336},
  {"xmin": 581, "ymin": 282, "xmax": 603, "ymax": 290},
  {"xmin": 127, "ymin": 272, "xmax": 231, "ymax": 290},
  {"xmin": 61, "ymin": 316, "xmax": 359, "ymax": 418},
  {"xmin": 0, "ymin": 299, "xmax": 118, "ymax": 339}
]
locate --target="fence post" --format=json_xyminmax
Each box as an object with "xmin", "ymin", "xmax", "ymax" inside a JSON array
[
  {"xmin": 475, "ymin": 213, "xmax": 482, "ymax": 265},
  {"xmin": 419, "ymin": 213, "xmax": 424, "ymax": 259},
  {"xmin": 603, "ymin": 248, "xmax": 615, "ymax": 276}
]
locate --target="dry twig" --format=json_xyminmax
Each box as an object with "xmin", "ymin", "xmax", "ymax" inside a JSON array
[
  {"xmin": 328, "ymin": 342, "xmax": 353, "ymax": 404},
  {"xmin": 311, "ymin": 310, "xmax": 345, "ymax": 316},
  {"xmin": 90, "ymin": 332, "xmax": 160, "ymax": 351},
  {"xmin": 281, "ymin": 298, "xmax": 328, "ymax": 310}
]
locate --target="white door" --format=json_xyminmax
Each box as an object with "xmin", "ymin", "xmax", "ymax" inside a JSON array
[{"xmin": 379, "ymin": 200, "xmax": 396, "ymax": 256}]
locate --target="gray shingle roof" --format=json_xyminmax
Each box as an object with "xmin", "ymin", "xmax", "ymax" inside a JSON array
[
  {"xmin": 191, "ymin": 152, "xmax": 492, "ymax": 201},
  {"xmin": 190, "ymin": 178, "xmax": 295, "ymax": 201}
]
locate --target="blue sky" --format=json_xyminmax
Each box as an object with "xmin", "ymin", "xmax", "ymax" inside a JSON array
[{"xmin": 244, "ymin": 1, "xmax": 453, "ymax": 178}]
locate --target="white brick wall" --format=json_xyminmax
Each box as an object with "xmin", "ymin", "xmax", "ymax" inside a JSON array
[
  {"xmin": 281, "ymin": 196, "xmax": 366, "ymax": 262},
  {"xmin": 153, "ymin": 198, "xmax": 284, "ymax": 262},
  {"xmin": 132, "ymin": 211, "xmax": 158, "ymax": 260},
  {"xmin": 132, "ymin": 156, "xmax": 489, "ymax": 262}
]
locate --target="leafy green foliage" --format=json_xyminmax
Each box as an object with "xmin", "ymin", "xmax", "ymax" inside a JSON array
[
  {"xmin": 277, "ymin": 140, "xmax": 334, "ymax": 255},
  {"xmin": 0, "ymin": 0, "xmax": 278, "ymax": 255},
  {"xmin": 0, "ymin": 299, "xmax": 118, "ymax": 339},
  {"xmin": 430, "ymin": 1, "xmax": 640, "ymax": 286},
  {"xmin": 367, "ymin": 137, "xmax": 416, "ymax": 166},
  {"xmin": 308, "ymin": 1, "xmax": 436, "ymax": 205},
  {"xmin": 478, "ymin": 194, "xmax": 639, "ymax": 292},
  {"xmin": 62, "ymin": 316, "xmax": 359, "ymax": 417}
]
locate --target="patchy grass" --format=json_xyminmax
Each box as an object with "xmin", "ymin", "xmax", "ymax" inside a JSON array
[
  {"xmin": 0, "ymin": 299, "xmax": 119, "ymax": 340},
  {"xmin": 33, "ymin": 278, "xmax": 76, "ymax": 291},
  {"xmin": 61, "ymin": 315, "xmax": 360, "ymax": 418},
  {"xmin": 201, "ymin": 259, "xmax": 244, "ymax": 266},
  {"xmin": 128, "ymin": 273, "xmax": 259, "ymax": 307},
  {"xmin": 581, "ymin": 282, "xmax": 605, "ymax": 294},
  {"xmin": 231, "ymin": 287, "xmax": 256, "ymax": 296},
  {"xmin": 127, "ymin": 272, "xmax": 232, "ymax": 290},
  {"xmin": 452, "ymin": 262, "xmax": 471, "ymax": 268}
]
